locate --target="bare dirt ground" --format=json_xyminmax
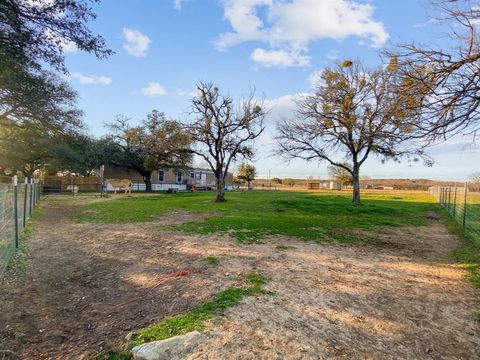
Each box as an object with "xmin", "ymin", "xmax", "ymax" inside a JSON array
[{"xmin": 1, "ymin": 195, "xmax": 479, "ymax": 359}]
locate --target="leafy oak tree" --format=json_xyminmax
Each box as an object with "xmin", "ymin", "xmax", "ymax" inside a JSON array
[
  {"xmin": 1, "ymin": 0, "xmax": 111, "ymax": 73},
  {"xmin": 185, "ymin": 82, "xmax": 266, "ymax": 202},
  {"xmin": 236, "ymin": 163, "xmax": 257, "ymax": 190},
  {"xmin": 0, "ymin": 60, "xmax": 83, "ymax": 130},
  {"xmin": 277, "ymin": 60, "xmax": 427, "ymax": 204},
  {"xmin": 1, "ymin": 0, "xmax": 110, "ymax": 134},
  {"xmin": 106, "ymin": 111, "xmax": 191, "ymax": 191},
  {"xmin": 49, "ymin": 135, "xmax": 113, "ymax": 176},
  {"xmin": 0, "ymin": 124, "xmax": 54, "ymax": 178}
]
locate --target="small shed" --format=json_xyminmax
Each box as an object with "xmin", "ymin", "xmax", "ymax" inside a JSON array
[
  {"xmin": 329, "ymin": 181, "xmax": 342, "ymax": 190},
  {"xmin": 306, "ymin": 181, "xmax": 320, "ymax": 190}
]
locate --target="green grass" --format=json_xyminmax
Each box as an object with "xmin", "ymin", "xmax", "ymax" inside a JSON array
[
  {"xmin": 77, "ymin": 191, "xmax": 435, "ymax": 243},
  {"xmin": 129, "ymin": 273, "xmax": 269, "ymax": 347},
  {"xmin": 437, "ymin": 208, "xmax": 480, "ymax": 288},
  {"xmin": 205, "ymin": 256, "xmax": 220, "ymax": 266},
  {"xmin": 96, "ymin": 349, "xmax": 131, "ymax": 360},
  {"xmin": 99, "ymin": 273, "xmax": 269, "ymax": 359},
  {"xmin": 6, "ymin": 208, "xmax": 42, "ymax": 274}
]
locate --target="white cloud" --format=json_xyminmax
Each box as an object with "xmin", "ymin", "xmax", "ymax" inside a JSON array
[
  {"xmin": 307, "ymin": 69, "xmax": 324, "ymax": 88},
  {"xmin": 23, "ymin": 0, "xmax": 55, "ymax": 8},
  {"xmin": 44, "ymin": 28, "xmax": 77, "ymax": 54},
  {"xmin": 251, "ymin": 48, "xmax": 310, "ymax": 67},
  {"xmin": 175, "ymin": 88, "xmax": 197, "ymax": 97},
  {"xmin": 122, "ymin": 28, "xmax": 151, "ymax": 57},
  {"xmin": 173, "ymin": 0, "xmax": 189, "ymax": 10},
  {"xmin": 216, "ymin": 0, "xmax": 389, "ymax": 67},
  {"xmin": 70, "ymin": 73, "xmax": 112, "ymax": 85},
  {"xmin": 327, "ymin": 49, "xmax": 339, "ymax": 60},
  {"xmin": 62, "ymin": 41, "xmax": 78, "ymax": 54},
  {"xmin": 139, "ymin": 82, "xmax": 167, "ymax": 97},
  {"xmin": 264, "ymin": 93, "xmax": 307, "ymax": 125}
]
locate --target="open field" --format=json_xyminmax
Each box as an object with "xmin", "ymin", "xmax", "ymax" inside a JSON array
[
  {"xmin": 77, "ymin": 191, "xmax": 435, "ymax": 243},
  {"xmin": 1, "ymin": 190, "xmax": 479, "ymax": 359}
]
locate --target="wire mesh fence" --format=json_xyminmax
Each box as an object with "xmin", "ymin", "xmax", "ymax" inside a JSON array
[
  {"xmin": 0, "ymin": 180, "xmax": 41, "ymax": 275},
  {"xmin": 430, "ymin": 185, "xmax": 480, "ymax": 241}
]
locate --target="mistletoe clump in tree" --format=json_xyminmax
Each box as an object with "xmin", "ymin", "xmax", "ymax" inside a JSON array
[
  {"xmin": 391, "ymin": 0, "xmax": 480, "ymax": 141},
  {"xmin": 277, "ymin": 60, "xmax": 429, "ymax": 204}
]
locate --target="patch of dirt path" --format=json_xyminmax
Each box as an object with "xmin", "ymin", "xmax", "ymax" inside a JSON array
[
  {"xmin": 191, "ymin": 225, "xmax": 480, "ymax": 359},
  {"xmin": 0, "ymin": 196, "xmax": 479, "ymax": 359},
  {"xmin": 0, "ymin": 197, "xmax": 249, "ymax": 359}
]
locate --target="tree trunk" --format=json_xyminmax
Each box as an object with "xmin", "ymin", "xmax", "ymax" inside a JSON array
[
  {"xmin": 144, "ymin": 173, "xmax": 152, "ymax": 192},
  {"xmin": 216, "ymin": 177, "xmax": 226, "ymax": 202},
  {"xmin": 24, "ymin": 169, "xmax": 34, "ymax": 182},
  {"xmin": 352, "ymin": 164, "xmax": 361, "ymax": 204}
]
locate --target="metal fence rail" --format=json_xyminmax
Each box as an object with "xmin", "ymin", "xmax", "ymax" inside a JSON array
[
  {"xmin": 0, "ymin": 180, "xmax": 41, "ymax": 275},
  {"xmin": 430, "ymin": 185, "xmax": 480, "ymax": 241}
]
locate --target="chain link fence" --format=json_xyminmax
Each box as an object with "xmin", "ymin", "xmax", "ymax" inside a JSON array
[
  {"xmin": 429, "ymin": 185, "xmax": 480, "ymax": 241},
  {"xmin": 0, "ymin": 180, "xmax": 41, "ymax": 275}
]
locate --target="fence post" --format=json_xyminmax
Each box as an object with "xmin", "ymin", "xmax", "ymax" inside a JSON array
[
  {"xmin": 13, "ymin": 176, "xmax": 19, "ymax": 248},
  {"xmin": 29, "ymin": 178, "xmax": 33, "ymax": 216},
  {"xmin": 453, "ymin": 186, "xmax": 457, "ymax": 218},
  {"xmin": 447, "ymin": 188, "xmax": 451, "ymax": 213},
  {"xmin": 462, "ymin": 183, "xmax": 468, "ymax": 228},
  {"xmin": 33, "ymin": 179, "xmax": 36, "ymax": 208},
  {"xmin": 23, "ymin": 178, "xmax": 28, "ymax": 227}
]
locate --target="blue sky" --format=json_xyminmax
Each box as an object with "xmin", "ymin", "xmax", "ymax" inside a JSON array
[{"xmin": 63, "ymin": 0, "xmax": 479, "ymax": 181}]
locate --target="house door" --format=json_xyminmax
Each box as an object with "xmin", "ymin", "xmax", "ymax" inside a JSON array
[{"xmin": 201, "ymin": 173, "xmax": 206, "ymax": 185}]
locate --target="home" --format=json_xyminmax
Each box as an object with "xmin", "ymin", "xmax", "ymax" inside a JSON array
[{"xmin": 103, "ymin": 165, "xmax": 233, "ymax": 191}]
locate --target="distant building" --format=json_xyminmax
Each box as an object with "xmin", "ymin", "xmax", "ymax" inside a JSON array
[
  {"xmin": 305, "ymin": 180, "xmax": 342, "ymax": 190},
  {"xmin": 103, "ymin": 166, "xmax": 233, "ymax": 191}
]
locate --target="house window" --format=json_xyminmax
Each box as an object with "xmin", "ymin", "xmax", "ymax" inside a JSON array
[
  {"xmin": 190, "ymin": 172, "xmax": 195, "ymax": 180},
  {"xmin": 158, "ymin": 170, "xmax": 164, "ymax": 182},
  {"xmin": 177, "ymin": 171, "xmax": 182, "ymax": 183}
]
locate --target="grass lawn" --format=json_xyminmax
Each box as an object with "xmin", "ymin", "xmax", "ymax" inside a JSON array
[{"xmin": 77, "ymin": 190, "xmax": 436, "ymax": 243}]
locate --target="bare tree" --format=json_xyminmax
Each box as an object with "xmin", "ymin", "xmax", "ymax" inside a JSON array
[
  {"xmin": 391, "ymin": 0, "xmax": 480, "ymax": 141},
  {"xmin": 470, "ymin": 172, "xmax": 480, "ymax": 184},
  {"xmin": 277, "ymin": 60, "xmax": 428, "ymax": 204},
  {"xmin": 185, "ymin": 82, "xmax": 266, "ymax": 201}
]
